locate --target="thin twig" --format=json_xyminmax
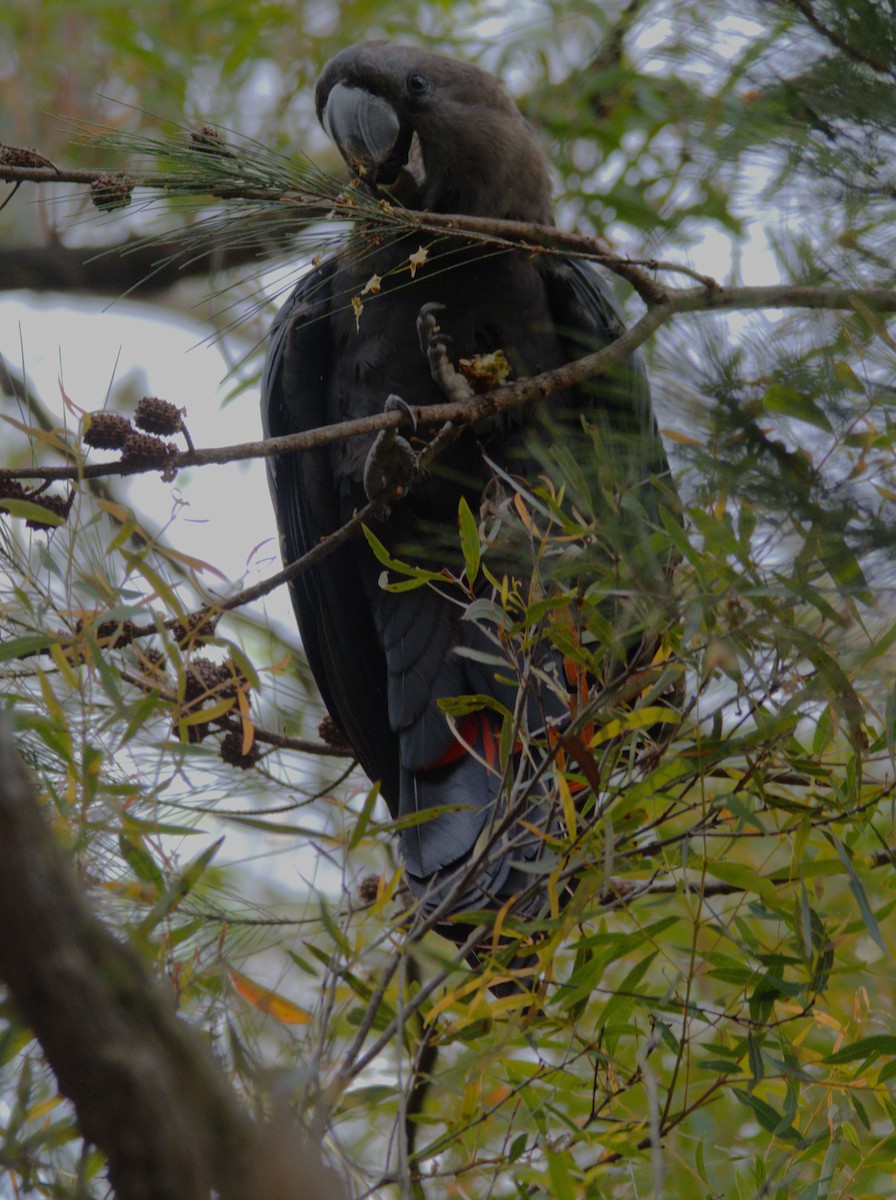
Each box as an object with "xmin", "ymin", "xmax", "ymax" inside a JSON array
[{"xmin": 786, "ymin": 0, "xmax": 896, "ymax": 80}]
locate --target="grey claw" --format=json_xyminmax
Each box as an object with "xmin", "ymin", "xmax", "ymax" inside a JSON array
[
  {"xmin": 384, "ymin": 393, "xmax": 417, "ymax": 432},
  {"xmin": 363, "ymin": 394, "xmax": 420, "ymax": 508},
  {"xmin": 415, "ymin": 302, "xmax": 474, "ymax": 404},
  {"xmin": 416, "ymin": 305, "xmax": 441, "ymax": 356}
]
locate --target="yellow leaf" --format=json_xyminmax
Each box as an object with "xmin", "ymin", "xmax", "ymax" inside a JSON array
[
  {"xmin": 850, "ymin": 295, "xmax": 896, "ymax": 351},
  {"xmin": 38, "ymin": 669, "xmax": 65, "ymax": 725},
  {"xmin": 237, "ymin": 690, "xmax": 254, "ymax": 755},
  {"xmin": 812, "ymin": 1008, "xmax": 844, "ymax": 1033},
  {"xmin": 50, "ymin": 641, "xmax": 80, "ymax": 690},
  {"xmin": 427, "ymin": 973, "xmax": 486, "ymax": 1018},
  {"xmin": 589, "ymin": 706, "xmax": 680, "ymax": 747},
  {"xmin": 155, "ymin": 544, "xmax": 227, "ymax": 578},
  {"xmin": 833, "ymin": 359, "xmax": 864, "ymax": 393},
  {"xmin": 230, "ymin": 971, "xmax": 312, "ymax": 1024},
  {"xmin": 104, "ymin": 880, "xmax": 159, "ymax": 904},
  {"xmin": 97, "ymin": 498, "xmax": 135, "ymax": 525},
  {"xmin": 490, "ymin": 894, "xmax": 515, "ymax": 947},
  {"xmin": 556, "ymin": 770, "xmax": 577, "ymax": 840},
  {"xmin": 27, "ymin": 1095, "xmax": 62, "ymax": 1121},
  {"xmin": 513, "ymin": 491, "xmax": 535, "ymax": 532},
  {"xmin": 547, "ymin": 870, "xmax": 560, "ymax": 919},
  {"xmin": 662, "ymin": 428, "xmax": 703, "ymax": 447},
  {"xmin": 1, "ymin": 413, "xmax": 71, "ymax": 453},
  {"xmin": 408, "ymin": 246, "xmax": 428, "ymax": 277},
  {"xmin": 126, "ymin": 555, "xmax": 183, "ymax": 615},
  {"xmin": 180, "ymin": 696, "xmax": 235, "ymax": 724}
]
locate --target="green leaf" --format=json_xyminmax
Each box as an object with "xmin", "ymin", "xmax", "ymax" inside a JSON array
[
  {"xmin": 464, "ymin": 597, "xmax": 510, "ymax": 630},
  {"xmin": 458, "ymin": 495, "xmax": 480, "ymax": 585},
  {"xmin": 825, "ymin": 1034, "xmax": 896, "ymax": 1065},
  {"xmin": 219, "ymin": 815, "xmax": 333, "ymax": 837},
  {"xmin": 119, "ymin": 834, "xmax": 165, "ymax": 888},
  {"xmin": 361, "ymin": 525, "xmax": 443, "ymax": 582},
  {"xmin": 695, "ymin": 1137, "xmax": 708, "ymax": 1185},
  {"xmin": 379, "ymin": 573, "xmax": 433, "ymax": 593},
  {"xmin": 125, "ymin": 553, "xmax": 183, "ymax": 618},
  {"xmin": 0, "ymin": 1023, "xmax": 35, "ymax": 1068},
  {"xmin": 761, "ymin": 383, "xmax": 832, "ymax": 431},
  {"xmin": 384, "ymin": 804, "xmax": 468, "ymax": 832},
  {"xmin": 437, "ymin": 693, "xmax": 511, "ymax": 718},
  {"xmin": 698, "ymin": 859, "xmax": 779, "ymax": 905},
  {"xmin": 789, "ymin": 630, "xmax": 867, "ymax": 746},
  {"xmin": 825, "ymin": 832, "xmax": 890, "ymax": 957},
  {"xmin": 452, "ymin": 646, "xmax": 509, "ymax": 668},
  {"xmin": 509, "ymin": 1133, "xmax": 527, "ymax": 1163},
  {"xmin": 546, "ymin": 1150, "xmax": 576, "ymax": 1200},
  {"xmin": 747, "ymin": 1032, "xmax": 764, "ymax": 1085},
  {"xmin": 0, "ymin": 634, "xmax": 55, "ymax": 662},
  {"xmin": 84, "ymin": 631, "xmax": 123, "ymax": 705},
  {"xmin": 598, "ymin": 951, "xmax": 658, "ymax": 1034},
  {"xmin": 732, "ymin": 1090, "xmax": 805, "ymax": 1144},
  {"xmin": 833, "ymin": 359, "xmax": 865, "ymax": 394},
  {"xmin": 850, "ymin": 1093, "xmax": 870, "ymax": 1130},
  {"xmin": 816, "ymin": 531, "xmax": 872, "ymax": 605},
  {"xmin": 0, "ymin": 498, "xmax": 67, "ymax": 526},
  {"xmin": 700, "ymin": 1059, "xmax": 742, "ymax": 1075},
  {"xmin": 348, "ymin": 781, "xmax": 381, "ymax": 850},
  {"xmin": 319, "ymin": 896, "xmax": 352, "ymax": 956},
  {"xmin": 136, "ymin": 837, "xmax": 223, "ymax": 936},
  {"xmin": 340, "ymin": 1085, "xmax": 395, "ymax": 1111},
  {"xmin": 886, "ymin": 683, "xmax": 896, "ymax": 765}
]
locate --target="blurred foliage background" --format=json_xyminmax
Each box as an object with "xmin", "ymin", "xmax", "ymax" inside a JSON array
[{"xmin": 1, "ymin": 1, "xmax": 896, "ymax": 1198}]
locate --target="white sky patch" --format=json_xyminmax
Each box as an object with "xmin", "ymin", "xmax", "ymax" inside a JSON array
[
  {"xmin": 635, "ymin": 9, "xmax": 765, "ymax": 79},
  {"xmin": 0, "ymin": 292, "xmax": 294, "ymax": 627},
  {"xmin": 633, "ymin": 16, "xmax": 674, "ymax": 54}
]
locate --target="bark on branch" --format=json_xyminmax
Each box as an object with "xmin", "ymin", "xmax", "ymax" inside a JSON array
[
  {"xmin": 0, "ymin": 211, "xmax": 301, "ymax": 297},
  {"xmin": 3, "ymin": 279, "xmax": 893, "ymax": 632},
  {"xmin": 4, "ymin": 154, "xmax": 894, "ymax": 310},
  {"xmin": 5, "ymin": 280, "xmax": 894, "ymax": 490},
  {"xmin": 0, "ymin": 712, "xmax": 346, "ymax": 1200}
]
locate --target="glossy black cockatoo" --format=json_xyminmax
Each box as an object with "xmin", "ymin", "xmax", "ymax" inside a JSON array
[{"xmin": 262, "ymin": 43, "xmax": 672, "ymax": 965}]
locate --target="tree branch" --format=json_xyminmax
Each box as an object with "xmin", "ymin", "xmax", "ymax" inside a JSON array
[
  {"xmin": 0, "ymin": 211, "xmax": 301, "ymax": 297},
  {"xmin": 5, "ymin": 279, "xmax": 893, "ymax": 491},
  {"xmin": 0, "ymin": 154, "xmax": 687, "ymax": 301},
  {"xmin": 4, "ymin": 155, "xmax": 895, "ymax": 313},
  {"xmin": 0, "ymin": 711, "xmax": 346, "ymax": 1200},
  {"xmin": 785, "ymin": 0, "xmax": 896, "ymax": 80}
]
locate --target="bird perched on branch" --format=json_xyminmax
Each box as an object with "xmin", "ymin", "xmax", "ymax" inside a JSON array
[{"xmin": 262, "ymin": 42, "xmax": 673, "ymax": 982}]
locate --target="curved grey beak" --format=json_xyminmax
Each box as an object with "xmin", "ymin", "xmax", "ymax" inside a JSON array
[{"xmin": 322, "ymin": 83, "xmax": 400, "ymax": 174}]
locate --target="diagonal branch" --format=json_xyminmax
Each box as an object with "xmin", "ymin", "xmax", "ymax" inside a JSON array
[
  {"xmin": 786, "ymin": 0, "xmax": 896, "ymax": 80},
  {"xmin": 0, "ymin": 711, "xmax": 346, "ymax": 1200},
  {"xmin": 6, "ymin": 280, "xmax": 895, "ymax": 490}
]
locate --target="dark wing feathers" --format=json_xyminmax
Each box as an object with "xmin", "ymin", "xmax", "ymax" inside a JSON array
[
  {"xmin": 262, "ymin": 265, "xmax": 400, "ymax": 801},
  {"xmin": 262, "ymin": 248, "xmax": 668, "ymax": 893}
]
